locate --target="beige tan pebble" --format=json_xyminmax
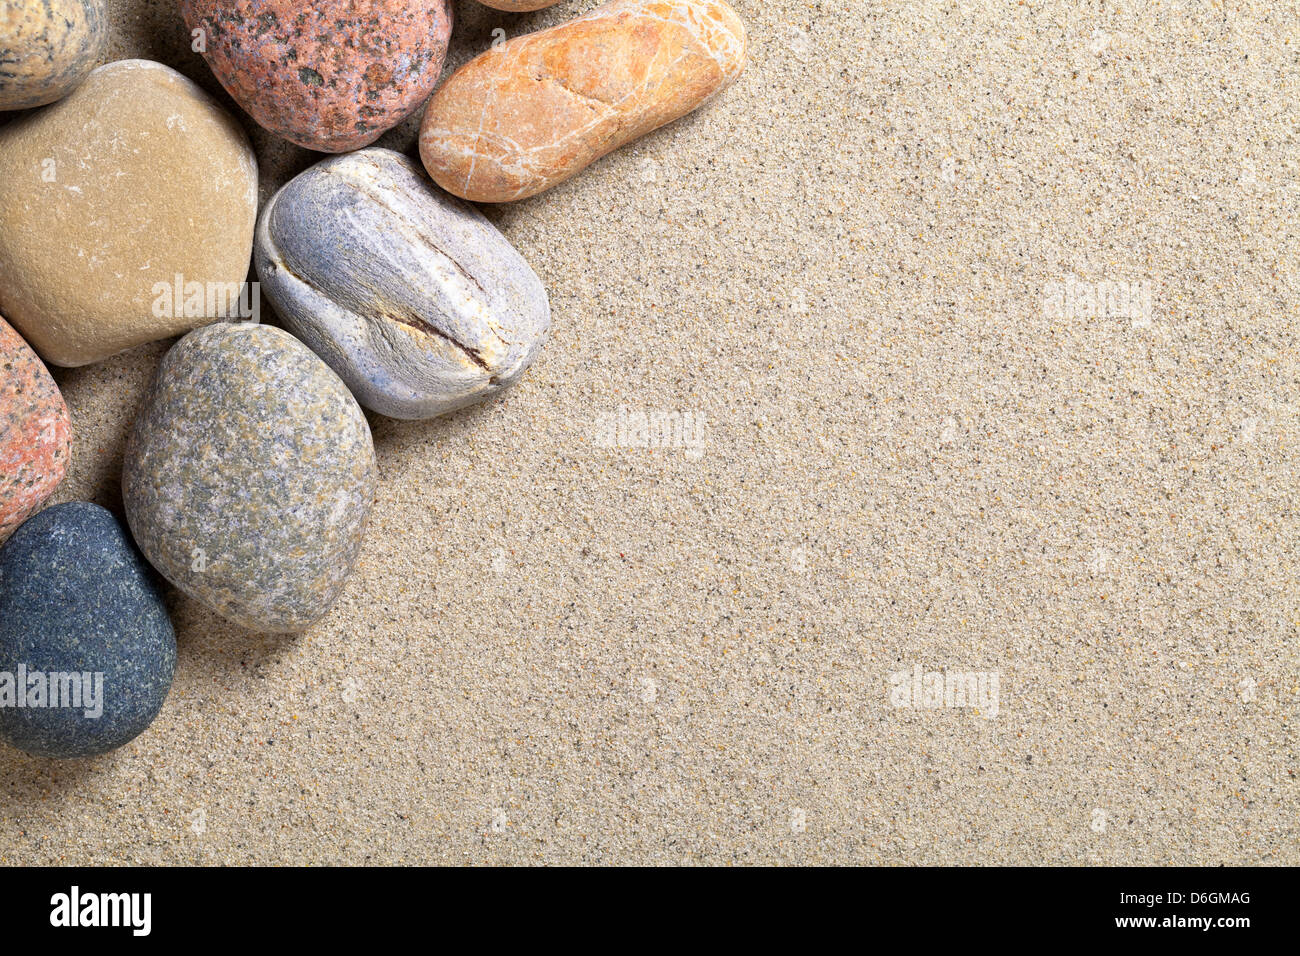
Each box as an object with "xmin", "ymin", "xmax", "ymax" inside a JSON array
[{"xmin": 0, "ymin": 59, "xmax": 257, "ymax": 366}]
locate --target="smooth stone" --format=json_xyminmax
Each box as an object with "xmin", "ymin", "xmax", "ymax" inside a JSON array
[
  {"xmin": 0, "ymin": 59, "xmax": 258, "ymax": 367},
  {"xmin": 0, "ymin": 315, "xmax": 70, "ymax": 543},
  {"xmin": 255, "ymin": 148, "xmax": 550, "ymax": 420},
  {"xmin": 123, "ymin": 323, "xmax": 376, "ymax": 633},
  {"xmin": 419, "ymin": 0, "xmax": 747, "ymax": 202},
  {"xmin": 0, "ymin": 503, "xmax": 175, "ymax": 758},
  {"xmin": 0, "ymin": 0, "xmax": 106, "ymax": 111},
  {"xmin": 181, "ymin": 0, "xmax": 453, "ymax": 152}
]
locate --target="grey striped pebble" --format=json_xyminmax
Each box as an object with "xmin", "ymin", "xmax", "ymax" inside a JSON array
[{"xmin": 255, "ymin": 148, "xmax": 551, "ymax": 420}]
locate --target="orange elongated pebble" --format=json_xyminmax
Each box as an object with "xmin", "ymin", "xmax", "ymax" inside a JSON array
[{"xmin": 420, "ymin": 0, "xmax": 746, "ymax": 202}]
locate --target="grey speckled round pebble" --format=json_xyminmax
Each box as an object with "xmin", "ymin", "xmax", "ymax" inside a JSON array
[
  {"xmin": 122, "ymin": 323, "xmax": 377, "ymax": 633},
  {"xmin": 255, "ymin": 147, "xmax": 550, "ymax": 420},
  {"xmin": 0, "ymin": 502, "xmax": 175, "ymax": 758},
  {"xmin": 0, "ymin": 0, "xmax": 106, "ymax": 111}
]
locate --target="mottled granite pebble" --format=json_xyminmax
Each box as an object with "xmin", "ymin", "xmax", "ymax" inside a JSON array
[
  {"xmin": 0, "ymin": 0, "xmax": 106, "ymax": 110},
  {"xmin": 0, "ymin": 315, "xmax": 69, "ymax": 543},
  {"xmin": 420, "ymin": 0, "xmax": 747, "ymax": 202},
  {"xmin": 0, "ymin": 59, "xmax": 257, "ymax": 366},
  {"xmin": 181, "ymin": 0, "xmax": 453, "ymax": 152},
  {"xmin": 123, "ymin": 323, "xmax": 376, "ymax": 633},
  {"xmin": 256, "ymin": 148, "xmax": 550, "ymax": 419},
  {"xmin": 0, "ymin": 503, "xmax": 174, "ymax": 758}
]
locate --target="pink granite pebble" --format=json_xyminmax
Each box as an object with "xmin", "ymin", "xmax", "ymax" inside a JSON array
[
  {"xmin": 0, "ymin": 316, "xmax": 70, "ymax": 543},
  {"xmin": 181, "ymin": 0, "xmax": 454, "ymax": 152}
]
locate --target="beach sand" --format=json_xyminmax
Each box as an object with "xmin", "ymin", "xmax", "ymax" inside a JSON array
[{"xmin": 0, "ymin": 0, "xmax": 1296, "ymax": 864}]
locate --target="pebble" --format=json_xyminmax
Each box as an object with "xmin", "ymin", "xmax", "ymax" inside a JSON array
[
  {"xmin": 419, "ymin": 0, "xmax": 747, "ymax": 202},
  {"xmin": 0, "ymin": 59, "xmax": 257, "ymax": 367},
  {"xmin": 0, "ymin": 503, "xmax": 175, "ymax": 758},
  {"xmin": 0, "ymin": 315, "xmax": 70, "ymax": 544},
  {"xmin": 0, "ymin": 0, "xmax": 106, "ymax": 111},
  {"xmin": 122, "ymin": 323, "xmax": 377, "ymax": 633},
  {"xmin": 255, "ymin": 148, "xmax": 550, "ymax": 420},
  {"xmin": 181, "ymin": 0, "xmax": 454, "ymax": 152}
]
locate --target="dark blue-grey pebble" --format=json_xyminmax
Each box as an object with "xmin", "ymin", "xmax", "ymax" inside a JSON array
[{"xmin": 0, "ymin": 502, "xmax": 175, "ymax": 758}]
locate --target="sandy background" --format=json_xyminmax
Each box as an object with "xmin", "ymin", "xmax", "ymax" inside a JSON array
[{"xmin": 1, "ymin": 0, "xmax": 1297, "ymax": 864}]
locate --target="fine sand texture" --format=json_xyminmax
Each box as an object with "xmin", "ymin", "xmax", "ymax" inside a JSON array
[{"xmin": 0, "ymin": 0, "xmax": 1296, "ymax": 864}]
